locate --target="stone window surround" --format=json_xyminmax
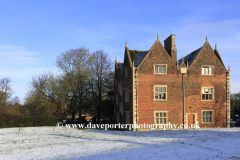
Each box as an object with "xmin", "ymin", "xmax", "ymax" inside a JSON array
[
  {"xmin": 124, "ymin": 87, "xmax": 129, "ymax": 102},
  {"xmin": 153, "ymin": 85, "xmax": 167, "ymax": 101},
  {"xmin": 153, "ymin": 110, "xmax": 168, "ymax": 125},
  {"xmin": 201, "ymin": 110, "xmax": 214, "ymax": 124},
  {"xmin": 201, "ymin": 86, "xmax": 214, "ymax": 101},
  {"xmin": 201, "ymin": 65, "xmax": 214, "ymax": 75},
  {"xmin": 153, "ymin": 64, "xmax": 167, "ymax": 74}
]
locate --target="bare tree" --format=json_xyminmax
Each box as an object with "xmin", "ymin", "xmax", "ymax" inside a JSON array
[
  {"xmin": 30, "ymin": 72, "xmax": 59, "ymax": 117},
  {"xmin": 9, "ymin": 96, "xmax": 21, "ymax": 106},
  {"xmin": 55, "ymin": 47, "xmax": 95, "ymax": 123},
  {"xmin": 92, "ymin": 50, "xmax": 114, "ymax": 123},
  {"xmin": 0, "ymin": 78, "xmax": 12, "ymax": 108}
]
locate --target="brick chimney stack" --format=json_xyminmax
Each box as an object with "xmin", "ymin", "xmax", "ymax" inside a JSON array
[{"xmin": 164, "ymin": 34, "xmax": 177, "ymax": 64}]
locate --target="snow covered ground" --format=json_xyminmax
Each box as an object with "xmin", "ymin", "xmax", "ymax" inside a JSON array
[{"xmin": 0, "ymin": 127, "xmax": 240, "ymax": 160}]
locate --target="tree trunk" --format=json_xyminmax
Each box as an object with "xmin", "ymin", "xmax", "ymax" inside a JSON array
[
  {"xmin": 78, "ymin": 82, "xmax": 83, "ymax": 124},
  {"xmin": 98, "ymin": 86, "xmax": 101, "ymax": 123},
  {"xmin": 71, "ymin": 112, "xmax": 76, "ymax": 123}
]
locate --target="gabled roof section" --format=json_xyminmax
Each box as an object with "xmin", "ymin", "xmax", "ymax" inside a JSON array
[
  {"xmin": 124, "ymin": 42, "xmax": 133, "ymax": 68},
  {"xmin": 123, "ymin": 41, "xmax": 149, "ymax": 68},
  {"xmin": 125, "ymin": 34, "xmax": 173, "ymax": 68},
  {"xmin": 115, "ymin": 58, "xmax": 124, "ymax": 79},
  {"xmin": 214, "ymin": 44, "xmax": 226, "ymax": 69},
  {"xmin": 128, "ymin": 50, "xmax": 149, "ymax": 67},
  {"xmin": 137, "ymin": 34, "xmax": 175, "ymax": 68},
  {"xmin": 117, "ymin": 63, "xmax": 123, "ymax": 78},
  {"xmin": 178, "ymin": 47, "xmax": 202, "ymax": 67},
  {"xmin": 178, "ymin": 39, "xmax": 226, "ymax": 70}
]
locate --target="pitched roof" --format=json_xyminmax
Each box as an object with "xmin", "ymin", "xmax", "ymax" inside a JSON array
[
  {"xmin": 128, "ymin": 49, "xmax": 149, "ymax": 67},
  {"xmin": 214, "ymin": 49, "xmax": 225, "ymax": 69},
  {"xmin": 178, "ymin": 47, "xmax": 202, "ymax": 67},
  {"xmin": 115, "ymin": 62, "xmax": 123, "ymax": 78}
]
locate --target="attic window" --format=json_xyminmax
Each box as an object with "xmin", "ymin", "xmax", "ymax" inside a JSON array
[
  {"xmin": 202, "ymin": 66, "xmax": 213, "ymax": 75},
  {"xmin": 154, "ymin": 64, "xmax": 167, "ymax": 74}
]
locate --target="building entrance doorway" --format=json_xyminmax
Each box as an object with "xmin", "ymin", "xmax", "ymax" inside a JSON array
[{"xmin": 187, "ymin": 114, "xmax": 195, "ymax": 129}]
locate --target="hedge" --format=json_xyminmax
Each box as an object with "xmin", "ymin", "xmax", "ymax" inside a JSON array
[{"xmin": 0, "ymin": 115, "xmax": 59, "ymax": 128}]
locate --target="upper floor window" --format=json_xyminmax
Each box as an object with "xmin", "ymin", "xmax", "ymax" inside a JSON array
[
  {"xmin": 120, "ymin": 103, "xmax": 123, "ymax": 114},
  {"xmin": 115, "ymin": 95, "xmax": 118, "ymax": 105},
  {"xmin": 202, "ymin": 87, "xmax": 214, "ymax": 100},
  {"xmin": 154, "ymin": 85, "xmax": 167, "ymax": 100},
  {"xmin": 125, "ymin": 88, "xmax": 129, "ymax": 102},
  {"xmin": 202, "ymin": 66, "xmax": 213, "ymax": 75},
  {"xmin": 125, "ymin": 68, "xmax": 128, "ymax": 78},
  {"xmin": 118, "ymin": 83, "xmax": 123, "ymax": 95},
  {"xmin": 154, "ymin": 64, "xmax": 167, "ymax": 74}
]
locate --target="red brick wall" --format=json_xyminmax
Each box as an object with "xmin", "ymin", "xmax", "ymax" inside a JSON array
[{"xmin": 136, "ymin": 41, "xmax": 227, "ymax": 129}]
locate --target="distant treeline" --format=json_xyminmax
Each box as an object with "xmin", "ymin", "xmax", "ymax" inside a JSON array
[{"xmin": 0, "ymin": 47, "xmax": 115, "ymax": 128}]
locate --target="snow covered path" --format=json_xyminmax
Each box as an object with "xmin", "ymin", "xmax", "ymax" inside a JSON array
[{"xmin": 0, "ymin": 127, "xmax": 240, "ymax": 160}]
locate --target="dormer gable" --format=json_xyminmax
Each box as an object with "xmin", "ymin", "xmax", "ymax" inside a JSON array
[
  {"xmin": 137, "ymin": 34, "xmax": 177, "ymax": 69},
  {"xmin": 178, "ymin": 36, "xmax": 226, "ymax": 71},
  {"xmin": 123, "ymin": 41, "xmax": 133, "ymax": 68}
]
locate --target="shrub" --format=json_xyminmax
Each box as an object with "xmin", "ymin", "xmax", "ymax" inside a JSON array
[{"xmin": 0, "ymin": 114, "xmax": 59, "ymax": 128}]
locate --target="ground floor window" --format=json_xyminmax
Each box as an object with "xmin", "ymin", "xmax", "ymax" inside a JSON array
[
  {"xmin": 120, "ymin": 103, "xmax": 123, "ymax": 114},
  {"xmin": 126, "ymin": 111, "xmax": 130, "ymax": 124},
  {"xmin": 202, "ymin": 110, "xmax": 213, "ymax": 123},
  {"xmin": 116, "ymin": 113, "xmax": 119, "ymax": 123},
  {"xmin": 154, "ymin": 111, "xmax": 167, "ymax": 124}
]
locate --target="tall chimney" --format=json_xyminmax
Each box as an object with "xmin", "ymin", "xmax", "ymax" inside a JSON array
[{"xmin": 164, "ymin": 34, "xmax": 177, "ymax": 64}]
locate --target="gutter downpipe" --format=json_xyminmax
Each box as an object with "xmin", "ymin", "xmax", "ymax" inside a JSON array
[
  {"xmin": 183, "ymin": 73, "xmax": 185, "ymax": 129},
  {"xmin": 226, "ymin": 71, "xmax": 228, "ymax": 128},
  {"xmin": 122, "ymin": 80, "xmax": 124, "ymax": 124},
  {"xmin": 135, "ymin": 69, "xmax": 138, "ymax": 131}
]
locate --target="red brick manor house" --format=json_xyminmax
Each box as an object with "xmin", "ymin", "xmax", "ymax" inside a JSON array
[{"xmin": 114, "ymin": 34, "xmax": 231, "ymax": 131}]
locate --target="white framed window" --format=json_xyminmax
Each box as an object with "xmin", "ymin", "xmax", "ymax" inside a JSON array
[
  {"xmin": 119, "ymin": 83, "xmax": 123, "ymax": 95},
  {"xmin": 202, "ymin": 110, "xmax": 213, "ymax": 123},
  {"xmin": 202, "ymin": 87, "xmax": 214, "ymax": 101},
  {"xmin": 202, "ymin": 66, "xmax": 213, "ymax": 75},
  {"xmin": 116, "ymin": 113, "xmax": 119, "ymax": 123},
  {"xmin": 115, "ymin": 95, "xmax": 118, "ymax": 105},
  {"xmin": 126, "ymin": 111, "xmax": 130, "ymax": 124},
  {"xmin": 154, "ymin": 64, "xmax": 167, "ymax": 74},
  {"xmin": 154, "ymin": 111, "xmax": 167, "ymax": 124},
  {"xmin": 120, "ymin": 103, "xmax": 123, "ymax": 114},
  {"xmin": 125, "ymin": 68, "xmax": 128, "ymax": 78},
  {"xmin": 154, "ymin": 85, "xmax": 167, "ymax": 100},
  {"xmin": 125, "ymin": 88, "xmax": 129, "ymax": 102}
]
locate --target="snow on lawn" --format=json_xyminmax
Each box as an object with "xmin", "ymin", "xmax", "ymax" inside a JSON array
[{"xmin": 0, "ymin": 127, "xmax": 240, "ymax": 160}]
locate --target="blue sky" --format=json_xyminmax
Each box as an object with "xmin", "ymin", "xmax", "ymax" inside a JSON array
[{"xmin": 0, "ymin": 0, "xmax": 240, "ymax": 103}]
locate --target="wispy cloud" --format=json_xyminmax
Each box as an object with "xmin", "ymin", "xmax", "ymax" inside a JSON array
[{"xmin": 0, "ymin": 45, "xmax": 40, "ymax": 65}]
